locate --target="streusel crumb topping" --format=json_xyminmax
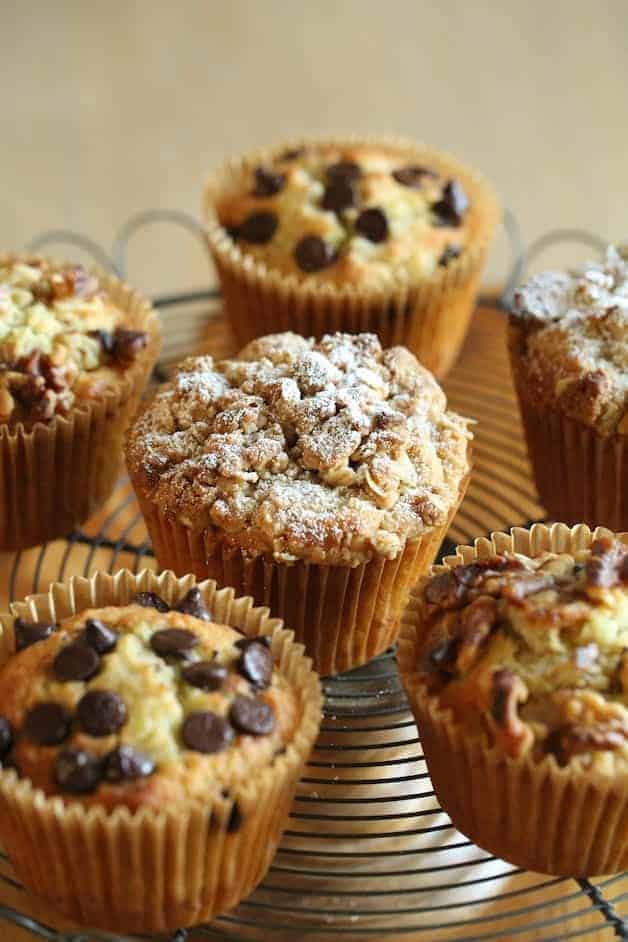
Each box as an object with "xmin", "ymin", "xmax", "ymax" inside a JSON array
[
  {"xmin": 126, "ymin": 332, "xmax": 471, "ymax": 565},
  {"xmin": 511, "ymin": 247, "xmax": 628, "ymax": 434},
  {"xmin": 0, "ymin": 259, "xmax": 149, "ymax": 428}
]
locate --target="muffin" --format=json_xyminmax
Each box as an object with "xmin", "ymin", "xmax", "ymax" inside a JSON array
[
  {"xmin": 398, "ymin": 522, "xmax": 628, "ymax": 876},
  {"xmin": 0, "ymin": 254, "xmax": 160, "ymax": 549},
  {"xmin": 509, "ymin": 246, "xmax": 627, "ymax": 530},
  {"xmin": 0, "ymin": 569, "xmax": 322, "ymax": 933},
  {"xmin": 203, "ymin": 135, "xmax": 500, "ymax": 376},
  {"xmin": 126, "ymin": 331, "xmax": 472, "ymax": 676}
]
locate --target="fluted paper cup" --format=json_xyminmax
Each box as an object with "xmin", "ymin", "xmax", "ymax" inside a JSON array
[
  {"xmin": 509, "ymin": 324, "xmax": 627, "ymax": 529},
  {"xmin": 0, "ymin": 568, "xmax": 323, "ymax": 933},
  {"xmin": 398, "ymin": 522, "xmax": 628, "ymax": 876},
  {"xmin": 130, "ymin": 465, "xmax": 470, "ymax": 677},
  {"xmin": 0, "ymin": 255, "xmax": 161, "ymax": 550},
  {"xmin": 203, "ymin": 135, "xmax": 500, "ymax": 377}
]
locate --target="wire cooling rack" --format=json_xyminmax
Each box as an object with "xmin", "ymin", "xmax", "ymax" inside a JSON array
[{"xmin": 0, "ymin": 216, "xmax": 626, "ymax": 942}]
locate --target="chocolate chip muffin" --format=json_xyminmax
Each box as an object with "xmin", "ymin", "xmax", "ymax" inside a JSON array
[
  {"xmin": 204, "ymin": 135, "xmax": 499, "ymax": 377},
  {"xmin": 398, "ymin": 523, "xmax": 628, "ymax": 876},
  {"xmin": 0, "ymin": 570, "xmax": 321, "ymax": 933},
  {"xmin": 126, "ymin": 331, "xmax": 472, "ymax": 675},
  {"xmin": 0, "ymin": 255, "xmax": 160, "ymax": 548},
  {"xmin": 509, "ymin": 246, "xmax": 628, "ymax": 529}
]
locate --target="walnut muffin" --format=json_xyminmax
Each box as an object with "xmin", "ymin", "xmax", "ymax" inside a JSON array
[
  {"xmin": 0, "ymin": 570, "xmax": 322, "ymax": 932},
  {"xmin": 398, "ymin": 524, "xmax": 628, "ymax": 875},
  {"xmin": 204, "ymin": 136, "xmax": 499, "ymax": 376},
  {"xmin": 126, "ymin": 331, "xmax": 472, "ymax": 675},
  {"xmin": 509, "ymin": 246, "xmax": 628, "ymax": 529},
  {"xmin": 0, "ymin": 255, "xmax": 160, "ymax": 548}
]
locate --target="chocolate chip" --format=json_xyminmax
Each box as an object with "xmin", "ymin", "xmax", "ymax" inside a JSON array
[
  {"xmin": 112, "ymin": 328, "xmax": 148, "ymax": 363},
  {"xmin": 236, "ymin": 639, "xmax": 273, "ymax": 689},
  {"xmin": 432, "ymin": 179, "xmax": 469, "ymax": 226},
  {"xmin": 438, "ymin": 245, "xmax": 462, "ymax": 267},
  {"xmin": 88, "ymin": 328, "xmax": 115, "ymax": 355},
  {"xmin": 150, "ymin": 628, "xmax": 199, "ymax": 660},
  {"xmin": 175, "ymin": 586, "xmax": 211, "ymax": 621},
  {"xmin": 182, "ymin": 661, "xmax": 228, "ymax": 691},
  {"xmin": 182, "ymin": 712, "xmax": 235, "ymax": 754},
  {"xmin": 392, "ymin": 165, "xmax": 436, "ymax": 188},
  {"xmin": 355, "ymin": 208, "xmax": 389, "ymax": 243},
  {"xmin": 13, "ymin": 617, "xmax": 55, "ymax": 652},
  {"xmin": 227, "ymin": 800, "xmax": 243, "ymax": 832},
  {"xmin": 53, "ymin": 641, "xmax": 101, "ymax": 682},
  {"xmin": 326, "ymin": 161, "xmax": 361, "ymax": 182},
  {"xmin": 0, "ymin": 717, "xmax": 12, "ymax": 759},
  {"xmin": 230, "ymin": 695, "xmax": 275, "ymax": 735},
  {"xmin": 132, "ymin": 592, "xmax": 170, "ymax": 613},
  {"xmin": 77, "ymin": 690, "xmax": 127, "ymax": 737},
  {"xmin": 54, "ymin": 749, "xmax": 102, "ymax": 794},
  {"xmin": 322, "ymin": 176, "xmax": 357, "ymax": 213},
  {"xmin": 24, "ymin": 702, "xmax": 72, "ymax": 746},
  {"xmin": 294, "ymin": 235, "xmax": 338, "ymax": 273},
  {"xmin": 239, "ymin": 211, "xmax": 278, "ymax": 244},
  {"xmin": 83, "ymin": 618, "xmax": 118, "ymax": 654},
  {"xmin": 253, "ymin": 166, "xmax": 286, "ymax": 197},
  {"xmin": 103, "ymin": 745, "xmax": 155, "ymax": 782},
  {"xmin": 225, "ymin": 224, "xmax": 241, "ymax": 241}
]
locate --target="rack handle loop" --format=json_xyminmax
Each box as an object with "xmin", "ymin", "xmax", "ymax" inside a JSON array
[
  {"xmin": 25, "ymin": 230, "xmax": 118, "ymax": 274},
  {"xmin": 112, "ymin": 209, "xmax": 207, "ymax": 280},
  {"xmin": 501, "ymin": 227, "xmax": 607, "ymax": 310}
]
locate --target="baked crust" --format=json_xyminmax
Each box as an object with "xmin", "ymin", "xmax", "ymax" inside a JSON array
[
  {"xmin": 214, "ymin": 143, "xmax": 473, "ymax": 290},
  {"xmin": 0, "ymin": 256, "xmax": 152, "ymax": 428},
  {"xmin": 0, "ymin": 602, "xmax": 301, "ymax": 810},
  {"xmin": 510, "ymin": 247, "xmax": 628, "ymax": 435},
  {"xmin": 125, "ymin": 332, "xmax": 472, "ymax": 566},
  {"xmin": 415, "ymin": 537, "xmax": 628, "ymax": 771}
]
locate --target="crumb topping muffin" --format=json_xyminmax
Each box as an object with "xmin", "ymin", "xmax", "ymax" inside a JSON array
[
  {"xmin": 126, "ymin": 332, "xmax": 472, "ymax": 566},
  {"xmin": 0, "ymin": 589, "xmax": 300, "ymax": 810},
  {"xmin": 0, "ymin": 258, "xmax": 151, "ymax": 428},
  {"xmin": 511, "ymin": 247, "xmax": 628, "ymax": 435},
  {"xmin": 416, "ymin": 537, "xmax": 628, "ymax": 771},
  {"xmin": 215, "ymin": 144, "xmax": 473, "ymax": 290}
]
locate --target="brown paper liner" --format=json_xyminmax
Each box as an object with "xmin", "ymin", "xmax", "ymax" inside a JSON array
[
  {"xmin": 131, "ymin": 469, "xmax": 470, "ymax": 677},
  {"xmin": 203, "ymin": 135, "xmax": 500, "ymax": 377},
  {"xmin": 509, "ymin": 325, "xmax": 627, "ymax": 529},
  {"xmin": 0, "ymin": 569, "xmax": 322, "ymax": 933},
  {"xmin": 0, "ymin": 255, "xmax": 161, "ymax": 550},
  {"xmin": 398, "ymin": 522, "xmax": 628, "ymax": 876}
]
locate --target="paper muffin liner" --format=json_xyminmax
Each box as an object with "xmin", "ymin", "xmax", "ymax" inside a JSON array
[
  {"xmin": 0, "ymin": 254, "xmax": 161, "ymax": 551},
  {"xmin": 0, "ymin": 569, "xmax": 323, "ymax": 933},
  {"xmin": 398, "ymin": 522, "xmax": 628, "ymax": 876},
  {"xmin": 509, "ymin": 325, "xmax": 627, "ymax": 529},
  {"xmin": 203, "ymin": 135, "xmax": 500, "ymax": 377},
  {"xmin": 131, "ymin": 468, "xmax": 470, "ymax": 677}
]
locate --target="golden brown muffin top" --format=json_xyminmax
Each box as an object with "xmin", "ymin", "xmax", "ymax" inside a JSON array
[
  {"xmin": 415, "ymin": 537, "xmax": 628, "ymax": 772},
  {"xmin": 214, "ymin": 143, "xmax": 473, "ymax": 290},
  {"xmin": 126, "ymin": 332, "xmax": 471, "ymax": 566},
  {"xmin": 511, "ymin": 247, "xmax": 628, "ymax": 435},
  {"xmin": 0, "ymin": 590, "xmax": 300, "ymax": 811},
  {"xmin": 0, "ymin": 257, "xmax": 151, "ymax": 429}
]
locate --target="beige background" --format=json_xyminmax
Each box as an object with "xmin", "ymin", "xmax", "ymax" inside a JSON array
[{"xmin": 2, "ymin": 0, "xmax": 627, "ymax": 294}]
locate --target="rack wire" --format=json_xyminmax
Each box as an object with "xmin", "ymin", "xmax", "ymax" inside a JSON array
[{"xmin": 0, "ymin": 218, "xmax": 625, "ymax": 941}]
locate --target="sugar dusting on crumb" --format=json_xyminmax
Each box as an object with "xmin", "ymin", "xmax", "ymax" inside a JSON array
[{"xmin": 127, "ymin": 332, "xmax": 471, "ymax": 565}]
